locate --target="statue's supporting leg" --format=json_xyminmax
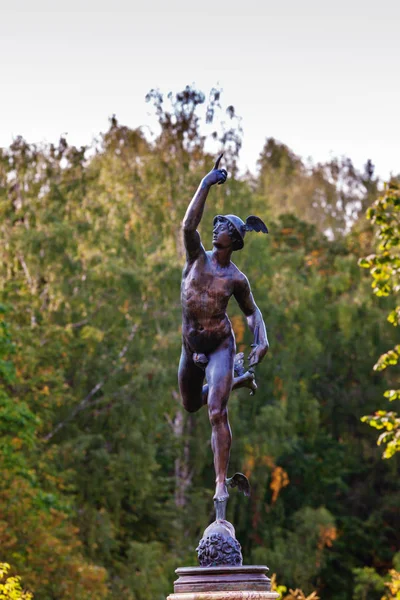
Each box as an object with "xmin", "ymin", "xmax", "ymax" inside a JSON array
[
  {"xmin": 205, "ymin": 337, "xmax": 235, "ymax": 502},
  {"xmin": 214, "ymin": 497, "xmax": 228, "ymax": 520}
]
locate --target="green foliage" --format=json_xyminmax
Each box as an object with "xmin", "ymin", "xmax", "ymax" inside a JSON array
[
  {"xmin": 256, "ymin": 139, "xmax": 377, "ymax": 237},
  {"xmin": 0, "ymin": 86, "xmax": 398, "ymax": 600},
  {"xmin": 353, "ymin": 554, "xmax": 400, "ymax": 600},
  {"xmin": 0, "ymin": 563, "xmax": 33, "ymax": 600},
  {"xmin": 253, "ymin": 507, "xmax": 336, "ymax": 594},
  {"xmin": 0, "ymin": 306, "xmax": 16, "ymax": 384},
  {"xmin": 0, "ymin": 310, "xmax": 108, "ymax": 600},
  {"xmin": 359, "ymin": 184, "xmax": 400, "ymax": 459},
  {"xmin": 353, "ymin": 566, "xmax": 386, "ymax": 600},
  {"xmin": 361, "ymin": 411, "xmax": 400, "ymax": 459}
]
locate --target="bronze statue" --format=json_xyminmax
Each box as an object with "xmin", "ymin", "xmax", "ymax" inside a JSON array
[{"xmin": 179, "ymin": 154, "xmax": 269, "ymax": 523}]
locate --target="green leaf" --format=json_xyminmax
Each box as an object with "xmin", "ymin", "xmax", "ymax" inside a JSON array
[
  {"xmin": 384, "ymin": 389, "xmax": 400, "ymax": 402},
  {"xmin": 387, "ymin": 307, "xmax": 400, "ymax": 326},
  {"xmin": 358, "ymin": 257, "xmax": 372, "ymax": 268}
]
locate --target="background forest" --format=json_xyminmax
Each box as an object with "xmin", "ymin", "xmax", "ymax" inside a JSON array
[{"xmin": 0, "ymin": 87, "xmax": 399, "ymax": 600}]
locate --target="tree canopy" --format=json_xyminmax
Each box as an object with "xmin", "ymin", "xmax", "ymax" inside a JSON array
[{"xmin": 0, "ymin": 86, "xmax": 398, "ymax": 600}]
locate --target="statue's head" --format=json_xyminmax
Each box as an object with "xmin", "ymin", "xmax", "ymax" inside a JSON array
[
  {"xmin": 213, "ymin": 214, "xmax": 268, "ymax": 251},
  {"xmin": 213, "ymin": 215, "xmax": 244, "ymax": 251}
]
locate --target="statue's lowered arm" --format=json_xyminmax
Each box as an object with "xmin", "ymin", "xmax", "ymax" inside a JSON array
[{"xmin": 234, "ymin": 275, "xmax": 269, "ymax": 367}]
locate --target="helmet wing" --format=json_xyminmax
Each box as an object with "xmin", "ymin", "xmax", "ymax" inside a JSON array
[{"xmin": 245, "ymin": 215, "xmax": 269, "ymax": 234}]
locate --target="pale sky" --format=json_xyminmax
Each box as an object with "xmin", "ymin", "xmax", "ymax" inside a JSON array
[{"xmin": 1, "ymin": 0, "xmax": 399, "ymax": 180}]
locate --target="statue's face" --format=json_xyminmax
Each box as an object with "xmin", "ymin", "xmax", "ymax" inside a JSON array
[{"xmin": 212, "ymin": 219, "xmax": 232, "ymax": 249}]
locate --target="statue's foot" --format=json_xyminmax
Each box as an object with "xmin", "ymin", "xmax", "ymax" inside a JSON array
[
  {"xmin": 243, "ymin": 370, "xmax": 257, "ymax": 395},
  {"xmin": 213, "ymin": 482, "xmax": 229, "ymax": 503},
  {"xmin": 232, "ymin": 370, "xmax": 258, "ymax": 395}
]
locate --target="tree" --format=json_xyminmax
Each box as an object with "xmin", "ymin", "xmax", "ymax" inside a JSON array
[
  {"xmin": 256, "ymin": 138, "xmax": 377, "ymax": 237},
  {"xmin": 0, "ymin": 307, "xmax": 108, "ymax": 600},
  {"xmin": 359, "ymin": 183, "xmax": 400, "ymax": 458},
  {"xmin": 0, "ymin": 86, "xmax": 398, "ymax": 600}
]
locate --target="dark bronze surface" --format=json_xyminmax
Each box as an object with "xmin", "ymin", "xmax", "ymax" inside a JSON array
[
  {"xmin": 179, "ymin": 154, "xmax": 269, "ymax": 510},
  {"xmin": 174, "ymin": 565, "xmax": 271, "ymax": 593},
  {"xmin": 196, "ymin": 519, "xmax": 243, "ymax": 567}
]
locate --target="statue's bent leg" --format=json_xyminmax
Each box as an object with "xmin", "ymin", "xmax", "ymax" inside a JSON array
[
  {"xmin": 178, "ymin": 345, "xmax": 204, "ymax": 413},
  {"xmin": 205, "ymin": 335, "xmax": 235, "ymax": 502},
  {"xmin": 201, "ymin": 371, "xmax": 256, "ymax": 405}
]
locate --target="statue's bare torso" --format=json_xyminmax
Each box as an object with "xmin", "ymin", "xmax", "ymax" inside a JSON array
[{"xmin": 181, "ymin": 251, "xmax": 243, "ymax": 354}]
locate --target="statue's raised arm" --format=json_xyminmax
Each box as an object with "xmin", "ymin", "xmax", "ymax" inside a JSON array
[{"xmin": 182, "ymin": 154, "xmax": 227, "ymax": 261}]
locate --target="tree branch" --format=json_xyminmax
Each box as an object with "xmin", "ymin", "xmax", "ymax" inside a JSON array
[{"xmin": 18, "ymin": 253, "xmax": 34, "ymax": 292}]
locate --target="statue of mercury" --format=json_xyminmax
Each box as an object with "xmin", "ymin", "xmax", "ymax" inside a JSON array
[{"xmin": 178, "ymin": 155, "xmax": 269, "ymax": 510}]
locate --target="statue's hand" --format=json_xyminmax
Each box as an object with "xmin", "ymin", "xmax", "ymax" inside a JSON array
[
  {"xmin": 248, "ymin": 343, "xmax": 268, "ymax": 367},
  {"xmin": 202, "ymin": 154, "xmax": 228, "ymax": 187}
]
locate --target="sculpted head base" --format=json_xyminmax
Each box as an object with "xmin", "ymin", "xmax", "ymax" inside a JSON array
[{"xmin": 213, "ymin": 214, "xmax": 269, "ymax": 251}]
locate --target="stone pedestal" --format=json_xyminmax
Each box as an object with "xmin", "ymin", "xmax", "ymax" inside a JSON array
[
  {"xmin": 168, "ymin": 566, "xmax": 279, "ymax": 600},
  {"xmin": 168, "ymin": 592, "xmax": 279, "ymax": 600}
]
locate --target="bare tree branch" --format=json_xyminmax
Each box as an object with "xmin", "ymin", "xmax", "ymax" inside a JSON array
[
  {"xmin": 68, "ymin": 318, "xmax": 89, "ymax": 328},
  {"xmin": 66, "ymin": 300, "xmax": 105, "ymax": 329},
  {"xmin": 18, "ymin": 253, "xmax": 34, "ymax": 291}
]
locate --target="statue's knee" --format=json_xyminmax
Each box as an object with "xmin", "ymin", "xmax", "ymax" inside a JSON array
[
  {"xmin": 182, "ymin": 394, "xmax": 202, "ymax": 413},
  {"xmin": 184, "ymin": 403, "xmax": 200, "ymax": 414},
  {"xmin": 209, "ymin": 406, "xmax": 227, "ymax": 427}
]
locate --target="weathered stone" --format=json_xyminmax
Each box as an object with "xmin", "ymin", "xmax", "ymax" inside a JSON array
[
  {"xmin": 168, "ymin": 591, "xmax": 279, "ymax": 600},
  {"xmin": 174, "ymin": 565, "xmax": 274, "ymax": 594}
]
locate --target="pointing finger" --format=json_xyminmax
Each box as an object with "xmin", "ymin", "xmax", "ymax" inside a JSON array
[{"xmin": 213, "ymin": 153, "xmax": 223, "ymax": 170}]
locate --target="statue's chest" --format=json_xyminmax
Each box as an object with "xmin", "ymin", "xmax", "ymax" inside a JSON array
[{"xmin": 185, "ymin": 263, "xmax": 233, "ymax": 299}]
